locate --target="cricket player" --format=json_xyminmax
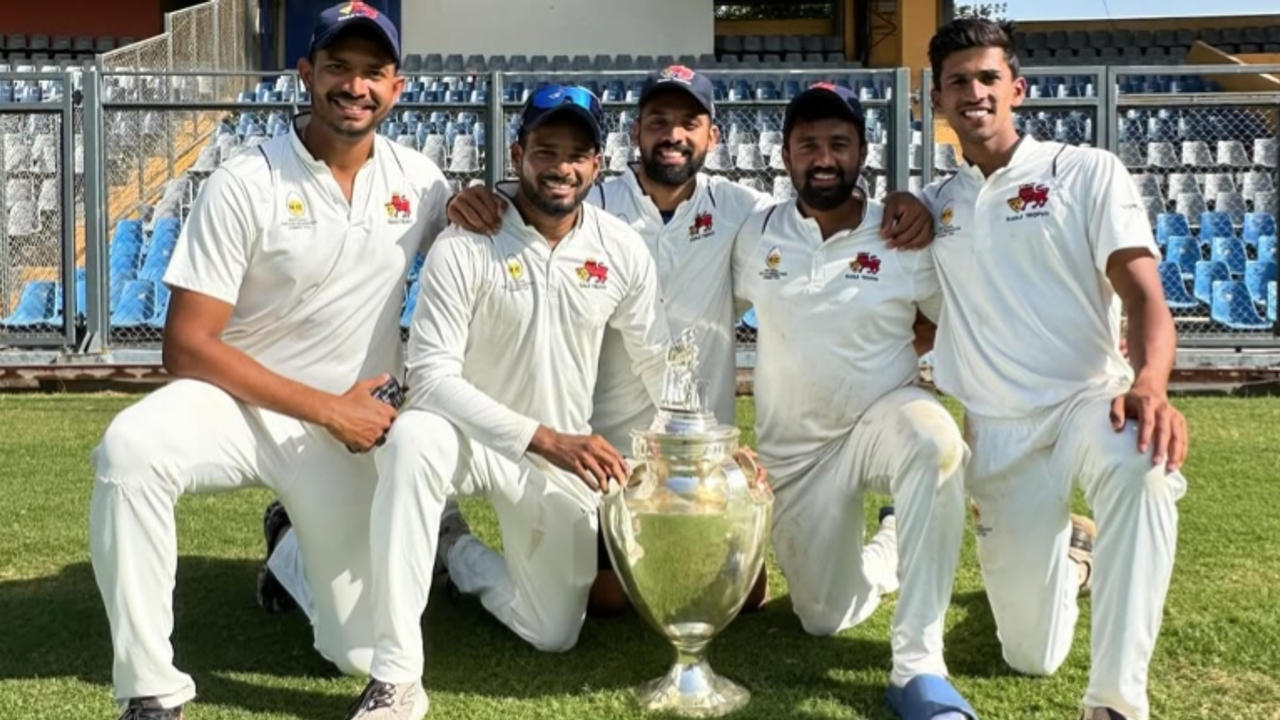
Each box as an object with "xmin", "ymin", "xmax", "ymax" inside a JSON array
[
  {"xmin": 924, "ymin": 19, "xmax": 1188, "ymax": 720},
  {"xmin": 446, "ymin": 65, "xmax": 936, "ymax": 614},
  {"xmin": 87, "ymin": 5, "xmax": 450, "ymax": 718},
  {"xmin": 732, "ymin": 83, "xmax": 974, "ymax": 720},
  {"xmin": 344, "ymin": 86, "xmax": 670, "ymax": 720}
]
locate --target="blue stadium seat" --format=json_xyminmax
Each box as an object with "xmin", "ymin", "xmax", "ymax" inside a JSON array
[
  {"xmin": 146, "ymin": 283, "xmax": 171, "ymax": 329},
  {"xmin": 1259, "ymin": 235, "xmax": 1278, "ymax": 265},
  {"xmin": 1193, "ymin": 260, "xmax": 1230, "ymax": 305},
  {"xmin": 400, "ymin": 280, "xmax": 420, "ymax": 329},
  {"xmin": 109, "ymin": 220, "xmax": 144, "ymax": 275},
  {"xmin": 1158, "ymin": 261, "xmax": 1198, "ymax": 309},
  {"xmin": 1243, "ymin": 212, "xmax": 1276, "ymax": 248},
  {"xmin": 1164, "ymin": 236, "xmax": 1200, "ymax": 278},
  {"xmin": 110, "ymin": 279, "xmax": 157, "ymax": 328},
  {"xmin": 138, "ymin": 229, "xmax": 179, "ymax": 282},
  {"xmin": 1210, "ymin": 236, "xmax": 1247, "ymax": 276},
  {"xmin": 1211, "ymin": 280, "xmax": 1270, "ymax": 330},
  {"xmin": 1199, "ymin": 211, "xmax": 1235, "ymax": 242},
  {"xmin": 1, "ymin": 280, "xmax": 57, "ymax": 327},
  {"xmin": 1155, "ymin": 213, "xmax": 1191, "ymax": 245},
  {"xmin": 1245, "ymin": 260, "xmax": 1277, "ymax": 305}
]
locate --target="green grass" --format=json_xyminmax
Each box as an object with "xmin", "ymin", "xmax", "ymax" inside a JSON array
[{"xmin": 1, "ymin": 393, "xmax": 1279, "ymax": 719}]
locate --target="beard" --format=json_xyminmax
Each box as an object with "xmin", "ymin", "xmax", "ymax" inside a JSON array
[
  {"xmin": 519, "ymin": 171, "xmax": 592, "ymax": 218},
  {"xmin": 639, "ymin": 141, "xmax": 706, "ymax": 187},
  {"xmin": 795, "ymin": 165, "xmax": 860, "ymax": 211}
]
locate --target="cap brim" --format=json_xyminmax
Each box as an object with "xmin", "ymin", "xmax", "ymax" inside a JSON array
[
  {"xmin": 524, "ymin": 105, "xmax": 604, "ymax": 148},
  {"xmin": 312, "ymin": 17, "xmax": 399, "ymax": 64},
  {"xmin": 638, "ymin": 82, "xmax": 714, "ymax": 117}
]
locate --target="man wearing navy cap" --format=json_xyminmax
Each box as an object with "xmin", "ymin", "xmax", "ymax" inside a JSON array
[
  {"xmin": 87, "ymin": 3, "xmax": 450, "ymax": 718},
  {"xmin": 731, "ymin": 83, "xmax": 975, "ymax": 720},
  {"xmin": 346, "ymin": 85, "xmax": 671, "ymax": 719}
]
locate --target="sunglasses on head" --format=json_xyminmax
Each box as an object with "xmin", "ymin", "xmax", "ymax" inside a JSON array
[{"xmin": 528, "ymin": 84, "xmax": 604, "ymax": 118}]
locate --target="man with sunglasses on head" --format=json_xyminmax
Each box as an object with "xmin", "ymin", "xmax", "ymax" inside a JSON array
[
  {"xmin": 447, "ymin": 65, "xmax": 937, "ymax": 615},
  {"xmin": 88, "ymin": 3, "xmax": 451, "ymax": 718},
  {"xmin": 732, "ymin": 83, "xmax": 974, "ymax": 720},
  {"xmin": 344, "ymin": 85, "xmax": 670, "ymax": 720}
]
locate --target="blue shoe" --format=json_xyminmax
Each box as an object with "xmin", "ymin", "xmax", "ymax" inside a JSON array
[{"xmin": 886, "ymin": 674, "xmax": 977, "ymax": 720}]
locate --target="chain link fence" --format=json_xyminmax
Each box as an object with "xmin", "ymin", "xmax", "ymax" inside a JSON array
[
  {"xmin": 1114, "ymin": 67, "xmax": 1279, "ymax": 346},
  {"xmin": 0, "ymin": 71, "xmax": 79, "ymax": 348}
]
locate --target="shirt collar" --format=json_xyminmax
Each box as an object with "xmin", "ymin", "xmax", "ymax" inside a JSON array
[
  {"xmin": 288, "ymin": 112, "xmax": 379, "ymax": 170},
  {"xmin": 622, "ymin": 165, "xmax": 707, "ymax": 222},
  {"xmin": 958, "ymin": 133, "xmax": 1036, "ymax": 182},
  {"xmin": 495, "ymin": 180, "xmax": 588, "ymax": 245}
]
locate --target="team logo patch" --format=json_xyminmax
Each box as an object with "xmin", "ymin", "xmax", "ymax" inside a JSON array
[
  {"xmin": 506, "ymin": 255, "xmax": 525, "ymax": 281},
  {"xmin": 576, "ymin": 259, "xmax": 609, "ymax": 287},
  {"xmin": 759, "ymin": 246, "xmax": 787, "ymax": 280},
  {"xmin": 937, "ymin": 201, "xmax": 961, "ymax": 238},
  {"xmin": 283, "ymin": 190, "xmax": 315, "ymax": 229},
  {"xmin": 688, "ymin": 212, "xmax": 713, "ymax": 240},
  {"xmin": 845, "ymin": 251, "xmax": 882, "ymax": 281},
  {"xmin": 339, "ymin": 1, "xmax": 379, "ymax": 19},
  {"xmin": 1006, "ymin": 183, "xmax": 1050, "ymax": 215},
  {"xmin": 385, "ymin": 192, "xmax": 413, "ymax": 223},
  {"xmin": 660, "ymin": 65, "xmax": 695, "ymax": 84}
]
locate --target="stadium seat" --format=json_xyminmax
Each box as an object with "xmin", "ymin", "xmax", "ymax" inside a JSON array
[
  {"xmin": 1245, "ymin": 259, "xmax": 1277, "ymax": 305},
  {"xmin": 1241, "ymin": 172, "xmax": 1275, "ymax": 205},
  {"xmin": 1165, "ymin": 236, "xmax": 1200, "ymax": 278},
  {"xmin": 1167, "ymin": 173, "xmax": 1198, "ymax": 197},
  {"xmin": 1258, "ymin": 234, "xmax": 1278, "ymax": 264},
  {"xmin": 36, "ymin": 177, "xmax": 58, "ymax": 215},
  {"xmin": 1255, "ymin": 138, "xmax": 1278, "ymax": 168},
  {"xmin": 1243, "ymin": 213, "xmax": 1277, "ymax": 248},
  {"xmin": 1194, "ymin": 260, "xmax": 1231, "ymax": 305},
  {"xmin": 1217, "ymin": 140, "xmax": 1250, "ymax": 167},
  {"xmin": 1200, "ymin": 211, "xmax": 1236, "ymax": 241},
  {"xmin": 1134, "ymin": 173, "xmax": 1163, "ymax": 200},
  {"xmin": 1157, "ymin": 215, "xmax": 1193, "ymax": 246},
  {"xmin": 7, "ymin": 201, "xmax": 38, "ymax": 238},
  {"xmin": 138, "ymin": 231, "xmax": 179, "ymax": 282},
  {"xmin": 1256, "ymin": 192, "xmax": 1278, "ymax": 217},
  {"xmin": 1175, "ymin": 193, "xmax": 1207, "ymax": 221},
  {"xmin": 1215, "ymin": 192, "xmax": 1247, "ymax": 225},
  {"xmin": 1118, "ymin": 143, "xmax": 1145, "ymax": 168},
  {"xmin": 934, "ymin": 143, "xmax": 960, "ymax": 171},
  {"xmin": 110, "ymin": 279, "xmax": 158, "ymax": 328},
  {"xmin": 1204, "ymin": 173, "xmax": 1235, "ymax": 197},
  {"xmin": 1, "ymin": 281, "xmax": 57, "ymax": 327},
  {"xmin": 607, "ymin": 146, "xmax": 631, "ymax": 172},
  {"xmin": 1147, "ymin": 142, "xmax": 1177, "ymax": 168},
  {"xmin": 1159, "ymin": 261, "xmax": 1199, "ymax": 309},
  {"xmin": 1211, "ymin": 280, "xmax": 1270, "ymax": 329},
  {"xmin": 1211, "ymin": 236, "xmax": 1248, "ymax": 276},
  {"xmin": 1142, "ymin": 196, "xmax": 1165, "ymax": 227},
  {"xmin": 771, "ymin": 175, "xmax": 794, "ymax": 200}
]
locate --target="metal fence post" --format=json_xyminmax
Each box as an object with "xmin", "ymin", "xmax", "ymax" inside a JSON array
[
  {"xmin": 920, "ymin": 69, "xmax": 935, "ymax": 188},
  {"xmin": 81, "ymin": 68, "xmax": 109, "ymax": 352},
  {"xmin": 486, "ymin": 70, "xmax": 505, "ymax": 187},
  {"xmin": 59, "ymin": 73, "xmax": 78, "ymax": 347},
  {"xmin": 888, "ymin": 67, "xmax": 911, "ymax": 192}
]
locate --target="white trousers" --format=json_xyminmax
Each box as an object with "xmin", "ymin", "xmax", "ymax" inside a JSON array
[
  {"xmin": 769, "ymin": 386, "xmax": 967, "ymax": 687},
  {"xmin": 88, "ymin": 380, "xmax": 379, "ymax": 709},
  {"xmin": 965, "ymin": 392, "xmax": 1185, "ymax": 720},
  {"xmin": 369, "ymin": 409, "xmax": 599, "ymax": 683}
]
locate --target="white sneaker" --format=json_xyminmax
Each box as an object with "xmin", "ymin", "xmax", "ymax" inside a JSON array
[{"xmin": 345, "ymin": 679, "xmax": 429, "ymax": 720}]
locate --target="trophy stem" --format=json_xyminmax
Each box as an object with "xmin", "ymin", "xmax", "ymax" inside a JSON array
[{"xmin": 631, "ymin": 639, "xmax": 751, "ymax": 718}]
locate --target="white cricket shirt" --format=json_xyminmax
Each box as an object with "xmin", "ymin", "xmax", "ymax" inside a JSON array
[
  {"xmin": 922, "ymin": 136, "xmax": 1158, "ymax": 418},
  {"xmin": 588, "ymin": 169, "xmax": 771, "ymax": 451},
  {"xmin": 405, "ymin": 184, "xmax": 671, "ymax": 465},
  {"xmin": 164, "ymin": 114, "xmax": 450, "ymax": 394},
  {"xmin": 732, "ymin": 199, "xmax": 941, "ymax": 480}
]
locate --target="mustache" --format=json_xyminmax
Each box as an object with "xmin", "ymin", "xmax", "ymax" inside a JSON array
[{"xmin": 326, "ymin": 90, "xmax": 378, "ymax": 108}]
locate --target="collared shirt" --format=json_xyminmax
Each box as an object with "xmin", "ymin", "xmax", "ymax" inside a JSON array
[
  {"xmin": 922, "ymin": 135, "xmax": 1158, "ymax": 418},
  {"xmin": 406, "ymin": 183, "xmax": 670, "ymax": 467},
  {"xmin": 588, "ymin": 169, "xmax": 772, "ymax": 451},
  {"xmin": 163, "ymin": 114, "xmax": 451, "ymax": 394},
  {"xmin": 732, "ymin": 199, "xmax": 940, "ymax": 479}
]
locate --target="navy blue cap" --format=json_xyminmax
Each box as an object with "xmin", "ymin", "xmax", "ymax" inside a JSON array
[
  {"xmin": 638, "ymin": 65, "xmax": 715, "ymax": 118},
  {"xmin": 309, "ymin": 2, "xmax": 401, "ymax": 65},
  {"xmin": 518, "ymin": 85, "xmax": 606, "ymax": 149},
  {"xmin": 783, "ymin": 82, "xmax": 866, "ymax": 141}
]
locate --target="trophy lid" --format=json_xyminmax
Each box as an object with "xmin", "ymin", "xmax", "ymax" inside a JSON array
[{"xmin": 637, "ymin": 328, "xmax": 739, "ymax": 443}]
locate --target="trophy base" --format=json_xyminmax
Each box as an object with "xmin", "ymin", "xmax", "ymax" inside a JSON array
[{"xmin": 634, "ymin": 658, "xmax": 750, "ymax": 717}]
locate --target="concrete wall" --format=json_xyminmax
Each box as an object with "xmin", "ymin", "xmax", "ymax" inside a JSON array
[{"xmin": 400, "ymin": 0, "xmax": 714, "ymax": 57}]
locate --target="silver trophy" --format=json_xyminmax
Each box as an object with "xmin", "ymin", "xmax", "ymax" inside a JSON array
[{"xmin": 601, "ymin": 329, "xmax": 774, "ymax": 717}]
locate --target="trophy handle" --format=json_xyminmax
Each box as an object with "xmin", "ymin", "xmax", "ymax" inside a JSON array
[{"xmin": 732, "ymin": 448, "xmax": 772, "ymax": 499}]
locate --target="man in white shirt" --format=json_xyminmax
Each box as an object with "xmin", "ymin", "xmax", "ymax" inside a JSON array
[
  {"xmin": 446, "ymin": 65, "xmax": 937, "ymax": 615},
  {"xmin": 923, "ymin": 19, "xmax": 1188, "ymax": 720},
  {"xmin": 87, "ymin": 4, "xmax": 450, "ymax": 719},
  {"xmin": 344, "ymin": 86, "xmax": 670, "ymax": 720},
  {"xmin": 732, "ymin": 83, "xmax": 974, "ymax": 720}
]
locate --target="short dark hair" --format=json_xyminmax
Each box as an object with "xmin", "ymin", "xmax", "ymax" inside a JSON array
[{"xmin": 928, "ymin": 18, "xmax": 1020, "ymax": 90}]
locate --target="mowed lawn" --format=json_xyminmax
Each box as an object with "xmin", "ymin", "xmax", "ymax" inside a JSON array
[{"xmin": 1, "ymin": 393, "xmax": 1278, "ymax": 720}]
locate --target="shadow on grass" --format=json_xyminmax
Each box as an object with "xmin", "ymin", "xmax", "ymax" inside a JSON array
[{"xmin": 0, "ymin": 557, "xmax": 1016, "ymax": 719}]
